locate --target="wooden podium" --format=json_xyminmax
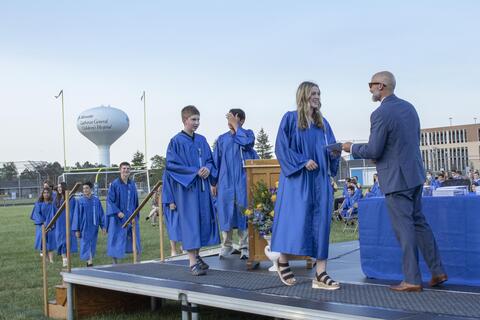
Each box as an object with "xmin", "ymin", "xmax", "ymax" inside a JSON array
[{"xmin": 244, "ymin": 159, "xmax": 314, "ymax": 270}]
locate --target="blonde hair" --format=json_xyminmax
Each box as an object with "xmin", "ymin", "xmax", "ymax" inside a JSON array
[{"xmin": 296, "ymin": 81, "xmax": 323, "ymax": 130}]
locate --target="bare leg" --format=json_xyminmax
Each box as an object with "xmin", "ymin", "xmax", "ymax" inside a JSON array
[
  {"xmin": 315, "ymin": 259, "xmax": 326, "ymax": 274},
  {"xmin": 187, "ymin": 250, "xmax": 197, "ymax": 267},
  {"xmin": 48, "ymin": 251, "xmax": 54, "ymax": 263},
  {"xmin": 170, "ymin": 240, "xmax": 178, "ymax": 256}
]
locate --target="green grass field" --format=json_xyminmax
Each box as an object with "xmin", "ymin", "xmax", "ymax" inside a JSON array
[{"xmin": 0, "ymin": 204, "xmax": 357, "ymax": 320}]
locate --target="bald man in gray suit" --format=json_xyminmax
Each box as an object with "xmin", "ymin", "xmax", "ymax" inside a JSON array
[{"xmin": 343, "ymin": 71, "xmax": 447, "ymax": 292}]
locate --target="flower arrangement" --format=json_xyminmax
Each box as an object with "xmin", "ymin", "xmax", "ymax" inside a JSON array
[{"xmin": 244, "ymin": 181, "xmax": 278, "ymax": 237}]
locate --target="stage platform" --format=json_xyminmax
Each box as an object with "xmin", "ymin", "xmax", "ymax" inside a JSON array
[{"xmin": 62, "ymin": 241, "xmax": 480, "ymax": 320}]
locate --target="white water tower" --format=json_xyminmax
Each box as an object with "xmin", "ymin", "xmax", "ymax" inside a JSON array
[{"xmin": 77, "ymin": 106, "xmax": 129, "ymax": 166}]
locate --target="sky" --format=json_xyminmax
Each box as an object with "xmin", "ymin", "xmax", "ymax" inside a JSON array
[{"xmin": 1, "ymin": 1, "xmax": 479, "ymax": 167}]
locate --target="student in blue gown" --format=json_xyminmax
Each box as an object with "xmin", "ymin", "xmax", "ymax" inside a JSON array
[
  {"xmin": 31, "ymin": 187, "xmax": 57, "ymax": 263},
  {"xmin": 43, "ymin": 180, "xmax": 57, "ymax": 202},
  {"xmin": 431, "ymin": 173, "xmax": 445, "ymax": 190},
  {"xmin": 365, "ymin": 173, "xmax": 383, "ymax": 198},
  {"xmin": 106, "ymin": 162, "xmax": 141, "ymax": 263},
  {"xmin": 54, "ymin": 182, "xmax": 78, "ymax": 267},
  {"xmin": 340, "ymin": 185, "xmax": 359, "ymax": 220},
  {"xmin": 166, "ymin": 105, "xmax": 220, "ymax": 275},
  {"xmin": 211, "ymin": 108, "xmax": 259, "ymax": 259},
  {"xmin": 162, "ymin": 171, "xmax": 182, "ymax": 256},
  {"xmin": 73, "ymin": 182, "xmax": 106, "ymax": 267},
  {"xmin": 271, "ymin": 81, "xmax": 341, "ymax": 290}
]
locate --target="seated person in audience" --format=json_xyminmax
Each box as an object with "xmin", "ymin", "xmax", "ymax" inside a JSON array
[
  {"xmin": 422, "ymin": 178, "xmax": 433, "ymax": 196},
  {"xmin": 426, "ymin": 171, "xmax": 434, "ymax": 183},
  {"xmin": 431, "ymin": 173, "xmax": 445, "ymax": 190},
  {"xmin": 472, "ymin": 182, "xmax": 478, "ymax": 193},
  {"xmin": 353, "ymin": 181, "xmax": 363, "ymax": 199},
  {"xmin": 339, "ymin": 185, "xmax": 359, "ymax": 221},
  {"xmin": 365, "ymin": 173, "xmax": 383, "ymax": 198},
  {"xmin": 452, "ymin": 170, "xmax": 463, "ymax": 180},
  {"xmin": 472, "ymin": 172, "xmax": 480, "ymax": 185},
  {"xmin": 334, "ymin": 178, "xmax": 350, "ymax": 212}
]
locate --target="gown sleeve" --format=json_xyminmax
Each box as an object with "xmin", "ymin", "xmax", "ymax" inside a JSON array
[
  {"xmin": 166, "ymin": 139, "xmax": 199, "ymax": 188},
  {"xmin": 275, "ymin": 112, "xmax": 309, "ymax": 177}
]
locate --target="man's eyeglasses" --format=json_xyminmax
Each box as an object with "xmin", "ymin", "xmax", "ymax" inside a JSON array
[{"xmin": 369, "ymin": 82, "xmax": 386, "ymax": 88}]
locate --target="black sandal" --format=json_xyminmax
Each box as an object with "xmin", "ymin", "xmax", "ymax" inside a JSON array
[
  {"xmin": 190, "ymin": 262, "xmax": 207, "ymax": 276},
  {"xmin": 196, "ymin": 255, "xmax": 209, "ymax": 270},
  {"xmin": 312, "ymin": 271, "xmax": 340, "ymax": 290},
  {"xmin": 274, "ymin": 260, "xmax": 296, "ymax": 286}
]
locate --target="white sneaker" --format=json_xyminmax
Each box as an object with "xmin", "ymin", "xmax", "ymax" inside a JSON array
[
  {"xmin": 240, "ymin": 248, "xmax": 249, "ymax": 260},
  {"xmin": 219, "ymin": 246, "xmax": 234, "ymax": 258}
]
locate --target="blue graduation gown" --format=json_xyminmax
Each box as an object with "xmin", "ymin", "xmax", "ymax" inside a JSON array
[
  {"xmin": 72, "ymin": 195, "xmax": 105, "ymax": 260},
  {"xmin": 212, "ymin": 127, "xmax": 259, "ymax": 232},
  {"xmin": 30, "ymin": 201, "xmax": 57, "ymax": 251},
  {"xmin": 54, "ymin": 197, "xmax": 78, "ymax": 254},
  {"xmin": 106, "ymin": 178, "xmax": 141, "ymax": 259},
  {"xmin": 166, "ymin": 132, "xmax": 220, "ymax": 250},
  {"xmin": 271, "ymin": 112, "xmax": 340, "ymax": 260},
  {"xmin": 162, "ymin": 171, "xmax": 181, "ymax": 242},
  {"xmin": 365, "ymin": 182, "xmax": 383, "ymax": 197},
  {"xmin": 341, "ymin": 194, "xmax": 358, "ymax": 217},
  {"xmin": 354, "ymin": 187, "xmax": 363, "ymax": 199}
]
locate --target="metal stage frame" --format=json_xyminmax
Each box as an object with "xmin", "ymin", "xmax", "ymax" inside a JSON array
[{"xmin": 61, "ymin": 241, "xmax": 480, "ymax": 320}]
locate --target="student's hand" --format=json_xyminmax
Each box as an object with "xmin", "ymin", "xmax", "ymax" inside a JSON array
[
  {"xmin": 226, "ymin": 112, "xmax": 240, "ymax": 131},
  {"xmin": 331, "ymin": 150, "xmax": 341, "ymax": 157},
  {"xmin": 210, "ymin": 185, "xmax": 217, "ymax": 197},
  {"xmin": 342, "ymin": 142, "xmax": 353, "ymax": 153},
  {"xmin": 169, "ymin": 203, "xmax": 176, "ymax": 211},
  {"xmin": 102, "ymin": 229, "xmax": 106, "ymax": 236},
  {"xmin": 198, "ymin": 167, "xmax": 210, "ymax": 179},
  {"xmin": 305, "ymin": 160, "xmax": 318, "ymax": 171},
  {"xmin": 75, "ymin": 231, "xmax": 81, "ymax": 238},
  {"xmin": 117, "ymin": 212, "xmax": 125, "ymax": 219}
]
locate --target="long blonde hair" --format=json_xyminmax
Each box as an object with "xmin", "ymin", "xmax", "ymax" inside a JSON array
[{"xmin": 296, "ymin": 81, "xmax": 324, "ymax": 130}]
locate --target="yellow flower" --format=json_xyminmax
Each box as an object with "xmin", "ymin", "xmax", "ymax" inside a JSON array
[
  {"xmin": 275, "ymin": 181, "xmax": 279, "ymax": 188},
  {"xmin": 256, "ymin": 204, "xmax": 263, "ymax": 210},
  {"xmin": 269, "ymin": 210, "xmax": 275, "ymax": 217},
  {"xmin": 271, "ymin": 194, "xmax": 277, "ymax": 202},
  {"xmin": 244, "ymin": 209, "xmax": 253, "ymax": 216}
]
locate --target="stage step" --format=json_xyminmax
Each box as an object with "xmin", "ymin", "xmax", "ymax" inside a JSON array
[
  {"xmin": 55, "ymin": 285, "xmax": 67, "ymax": 306},
  {"xmin": 48, "ymin": 300, "xmax": 66, "ymax": 319}
]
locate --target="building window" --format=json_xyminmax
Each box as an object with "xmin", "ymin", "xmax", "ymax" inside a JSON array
[
  {"xmin": 464, "ymin": 129, "xmax": 468, "ymax": 143},
  {"xmin": 448, "ymin": 130, "xmax": 452, "ymax": 144}
]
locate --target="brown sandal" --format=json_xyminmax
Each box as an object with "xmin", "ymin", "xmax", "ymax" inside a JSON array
[{"xmin": 274, "ymin": 260, "xmax": 296, "ymax": 286}]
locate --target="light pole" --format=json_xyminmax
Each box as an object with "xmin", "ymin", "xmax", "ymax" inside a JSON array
[
  {"xmin": 55, "ymin": 90, "xmax": 67, "ymax": 170},
  {"xmin": 141, "ymin": 91, "xmax": 151, "ymax": 192},
  {"xmin": 141, "ymin": 91, "xmax": 148, "ymax": 168}
]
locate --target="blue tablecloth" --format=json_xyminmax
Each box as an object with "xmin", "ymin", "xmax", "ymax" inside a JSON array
[{"xmin": 359, "ymin": 195, "xmax": 480, "ymax": 286}]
